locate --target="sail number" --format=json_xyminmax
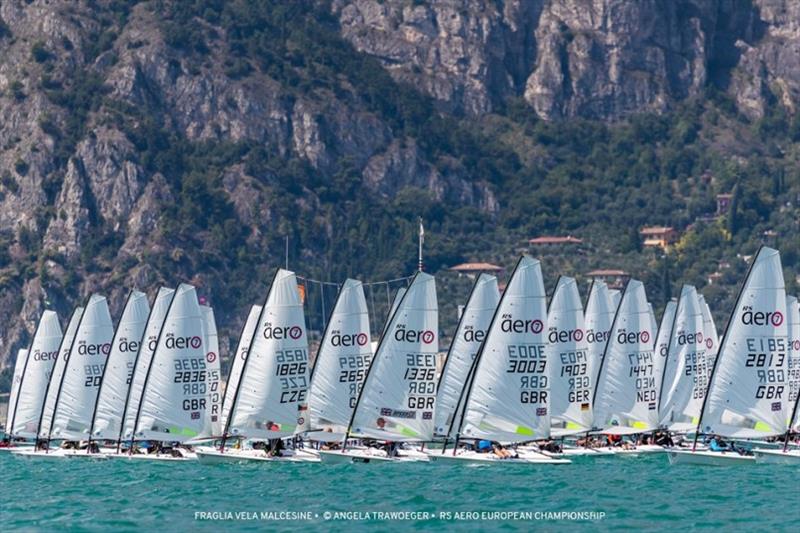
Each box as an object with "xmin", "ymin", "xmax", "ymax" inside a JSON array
[
  {"xmin": 276, "ymin": 349, "xmax": 308, "ymax": 404},
  {"xmin": 507, "ymin": 344, "xmax": 548, "ymax": 404},
  {"xmin": 405, "ymin": 353, "xmax": 436, "ymax": 409},
  {"xmin": 746, "ymin": 337, "xmax": 788, "ymax": 401}
]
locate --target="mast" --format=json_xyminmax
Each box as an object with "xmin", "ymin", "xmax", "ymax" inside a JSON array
[
  {"xmin": 218, "ymin": 269, "xmax": 280, "ymax": 452},
  {"xmin": 590, "ymin": 279, "xmax": 630, "ymax": 414},
  {"xmin": 691, "ymin": 246, "xmax": 762, "ymax": 451},
  {"xmin": 87, "ymin": 290, "xmax": 136, "ymax": 452}
]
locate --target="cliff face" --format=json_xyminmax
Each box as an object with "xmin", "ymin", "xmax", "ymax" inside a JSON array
[
  {"xmin": 335, "ymin": 0, "xmax": 800, "ymax": 121},
  {"xmin": 1, "ymin": 0, "xmax": 800, "ymax": 372}
]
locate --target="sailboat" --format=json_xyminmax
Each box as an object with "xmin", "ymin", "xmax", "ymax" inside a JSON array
[
  {"xmin": 123, "ymin": 284, "xmax": 218, "ymax": 461},
  {"xmin": 201, "ymin": 305, "xmax": 222, "ymax": 437},
  {"xmin": 17, "ymin": 295, "xmax": 115, "ymax": 458},
  {"xmin": 591, "ymin": 279, "xmax": 663, "ymax": 453},
  {"xmin": 305, "ymin": 279, "xmax": 373, "ymax": 444},
  {"xmin": 699, "ymin": 295, "xmax": 719, "ymax": 379},
  {"xmin": 220, "ymin": 305, "xmax": 262, "ymax": 428},
  {"xmin": 320, "ymin": 271, "xmax": 438, "ymax": 464},
  {"xmin": 85, "ymin": 290, "xmax": 150, "ymax": 455},
  {"xmin": 196, "ymin": 270, "xmax": 316, "ymax": 463},
  {"xmin": 753, "ymin": 294, "xmax": 800, "ymax": 463},
  {"xmin": 434, "ymin": 256, "xmax": 568, "ymax": 465},
  {"xmin": 4, "ymin": 311, "xmax": 62, "ymax": 448},
  {"xmin": 118, "ymin": 287, "xmax": 175, "ymax": 450},
  {"xmin": 669, "ymin": 246, "xmax": 789, "ymax": 465},
  {"xmin": 1, "ymin": 350, "xmax": 28, "ymax": 448},
  {"xmin": 585, "ymin": 281, "xmax": 616, "ymax": 398},
  {"xmin": 658, "ymin": 286, "xmax": 707, "ymax": 433},
  {"xmin": 13, "ymin": 308, "xmax": 81, "ymax": 457},
  {"xmin": 548, "ymin": 277, "xmax": 593, "ymax": 438},
  {"xmin": 433, "ymin": 273, "xmax": 499, "ymax": 444}
]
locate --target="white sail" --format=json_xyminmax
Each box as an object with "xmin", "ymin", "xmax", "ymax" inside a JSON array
[
  {"xmin": 652, "ymin": 299, "xmax": 677, "ymax": 408},
  {"xmin": 460, "ymin": 256, "xmax": 549, "ymax": 442},
  {"xmin": 201, "ymin": 305, "xmax": 222, "ymax": 436},
  {"xmin": 548, "ymin": 277, "xmax": 592, "ymax": 436},
  {"xmin": 38, "ymin": 309, "xmax": 82, "ymax": 439},
  {"xmin": 307, "ymin": 279, "xmax": 372, "ymax": 441},
  {"xmin": 134, "ymin": 284, "xmax": 213, "ymax": 441},
  {"xmin": 382, "ymin": 287, "xmax": 407, "ymax": 338},
  {"xmin": 9, "ymin": 311, "xmax": 62, "ymax": 438},
  {"xmin": 351, "ymin": 272, "xmax": 438, "ymax": 441},
  {"xmin": 647, "ymin": 303, "xmax": 658, "ymax": 349},
  {"xmin": 593, "ymin": 280, "xmax": 659, "ymax": 434},
  {"xmin": 701, "ymin": 247, "xmax": 788, "ymax": 438},
  {"xmin": 658, "ymin": 286, "xmax": 706, "ymax": 431},
  {"xmin": 609, "ymin": 289, "xmax": 622, "ymax": 308},
  {"xmin": 787, "ymin": 296, "xmax": 800, "ymax": 430},
  {"xmin": 434, "ymin": 274, "xmax": 499, "ymax": 439},
  {"xmin": 699, "ymin": 295, "xmax": 719, "ymax": 376},
  {"xmin": 228, "ymin": 270, "xmax": 310, "ymax": 439},
  {"xmin": 91, "ymin": 291, "xmax": 150, "ymax": 440},
  {"xmin": 220, "ymin": 305, "xmax": 261, "ymax": 428},
  {"xmin": 50, "ymin": 295, "xmax": 115, "ymax": 440},
  {"xmin": 121, "ymin": 287, "xmax": 174, "ymax": 440},
  {"xmin": 585, "ymin": 281, "xmax": 616, "ymax": 396},
  {"xmin": 5, "ymin": 349, "xmax": 28, "ymax": 433}
]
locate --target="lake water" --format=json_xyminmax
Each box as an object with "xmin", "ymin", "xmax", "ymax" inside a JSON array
[{"xmin": 1, "ymin": 451, "xmax": 797, "ymax": 531}]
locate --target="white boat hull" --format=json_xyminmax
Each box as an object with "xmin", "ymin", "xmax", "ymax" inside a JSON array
[
  {"xmin": 318, "ymin": 448, "xmax": 428, "ymax": 464},
  {"xmin": 753, "ymin": 449, "xmax": 800, "ymax": 464},
  {"xmin": 427, "ymin": 450, "xmax": 570, "ymax": 465},
  {"xmin": 668, "ymin": 449, "xmax": 755, "ymax": 465},
  {"xmin": 11, "ymin": 448, "xmax": 109, "ymax": 459},
  {"xmin": 195, "ymin": 449, "xmax": 319, "ymax": 464}
]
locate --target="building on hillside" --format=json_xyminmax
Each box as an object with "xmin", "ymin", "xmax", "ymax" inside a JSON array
[
  {"xmin": 716, "ymin": 193, "xmax": 733, "ymax": 215},
  {"xmin": 586, "ymin": 269, "xmax": 631, "ymax": 290},
  {"xmin": 528, "ymin": 235, "xmax": 584, "ymax": 247},
  {"xmin": 449, "ymin": 262, "xmax": 504, "ymax": 280},
  {"xmin": 640, "ymin": 226, "xmax": 678, "ymax": 249},
  {"xmin": 708, "ymin": 271, "xmax": 723, "ymax": 285}
]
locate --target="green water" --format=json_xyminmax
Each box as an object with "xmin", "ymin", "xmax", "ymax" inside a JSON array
[{"xmin": 1, "ymin": 452, "xmax": 797, "ymax": 531}]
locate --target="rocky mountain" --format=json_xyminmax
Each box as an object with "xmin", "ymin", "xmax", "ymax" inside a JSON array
[{"xmin": 1, "ymin": 0, "xmax": 800, "ymax": 382}]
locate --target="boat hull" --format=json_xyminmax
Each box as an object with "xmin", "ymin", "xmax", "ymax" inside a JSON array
[
  {"xmin": 753, "ymin": 449, "xmax": 800, "ymax": 464},
  {"xmin": 318, "ymin": 449, "xmax": 428, "ymax": 464},
  {"xmin": 11, "ymin": 448, "xmax": 109, "ymax": 459},
  {"xmin": 427, "ymin": 450, "xmax": 570, "ymax": 465},
  {"xmin": 668, "ymin": 449, "xmax": 755, "ymax": 465},
  {"xmin": 195, "ymin": 449, "xmax": 319, "ymax": 464}
]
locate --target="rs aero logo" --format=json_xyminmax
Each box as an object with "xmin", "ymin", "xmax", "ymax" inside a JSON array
[
  {"xmin": 32, "ymin": 349, "xmax": 59, "ymax": 361},
  {"xmin": 463, "ymin": 327, "xmax": 486, "ymax": 343},
  {"xmin": 263, "ymin": 323, "xmax": 303, "ymax": 340},
  {"xmin": 741, "ymin": 308, "xmax": 783, "ymax": 327},
  {"xmin": 165, "ymin": 333, "xmax": 202, "ymax": 349},
  {"xmin": 395, "ymin": 324, "xmax": 435, "ymax": 344},
  {"xmin": 548, "ymin": 328, "xmax": 584, "ymax": 343},
  {"xmin": 586, "ymin": 329, "xmax": 610, "ymax": 343},
  {"xmin": 617, "ymin": 329, "xmax": 650, "ymax": 344},
  {"xmin": 330, "ymin": 331, "xmax": 368, "ymax": 347},
  {"xmin": 677, "ymin": 330, "xmax": 703, "ymax": 346},
  {"xmin": 501, "ymin": 315, "xmax": 544, "ymax": 334},
  {"xmin": 77, "ymin": 341, "xmax": 112, "ymax": 355}
]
